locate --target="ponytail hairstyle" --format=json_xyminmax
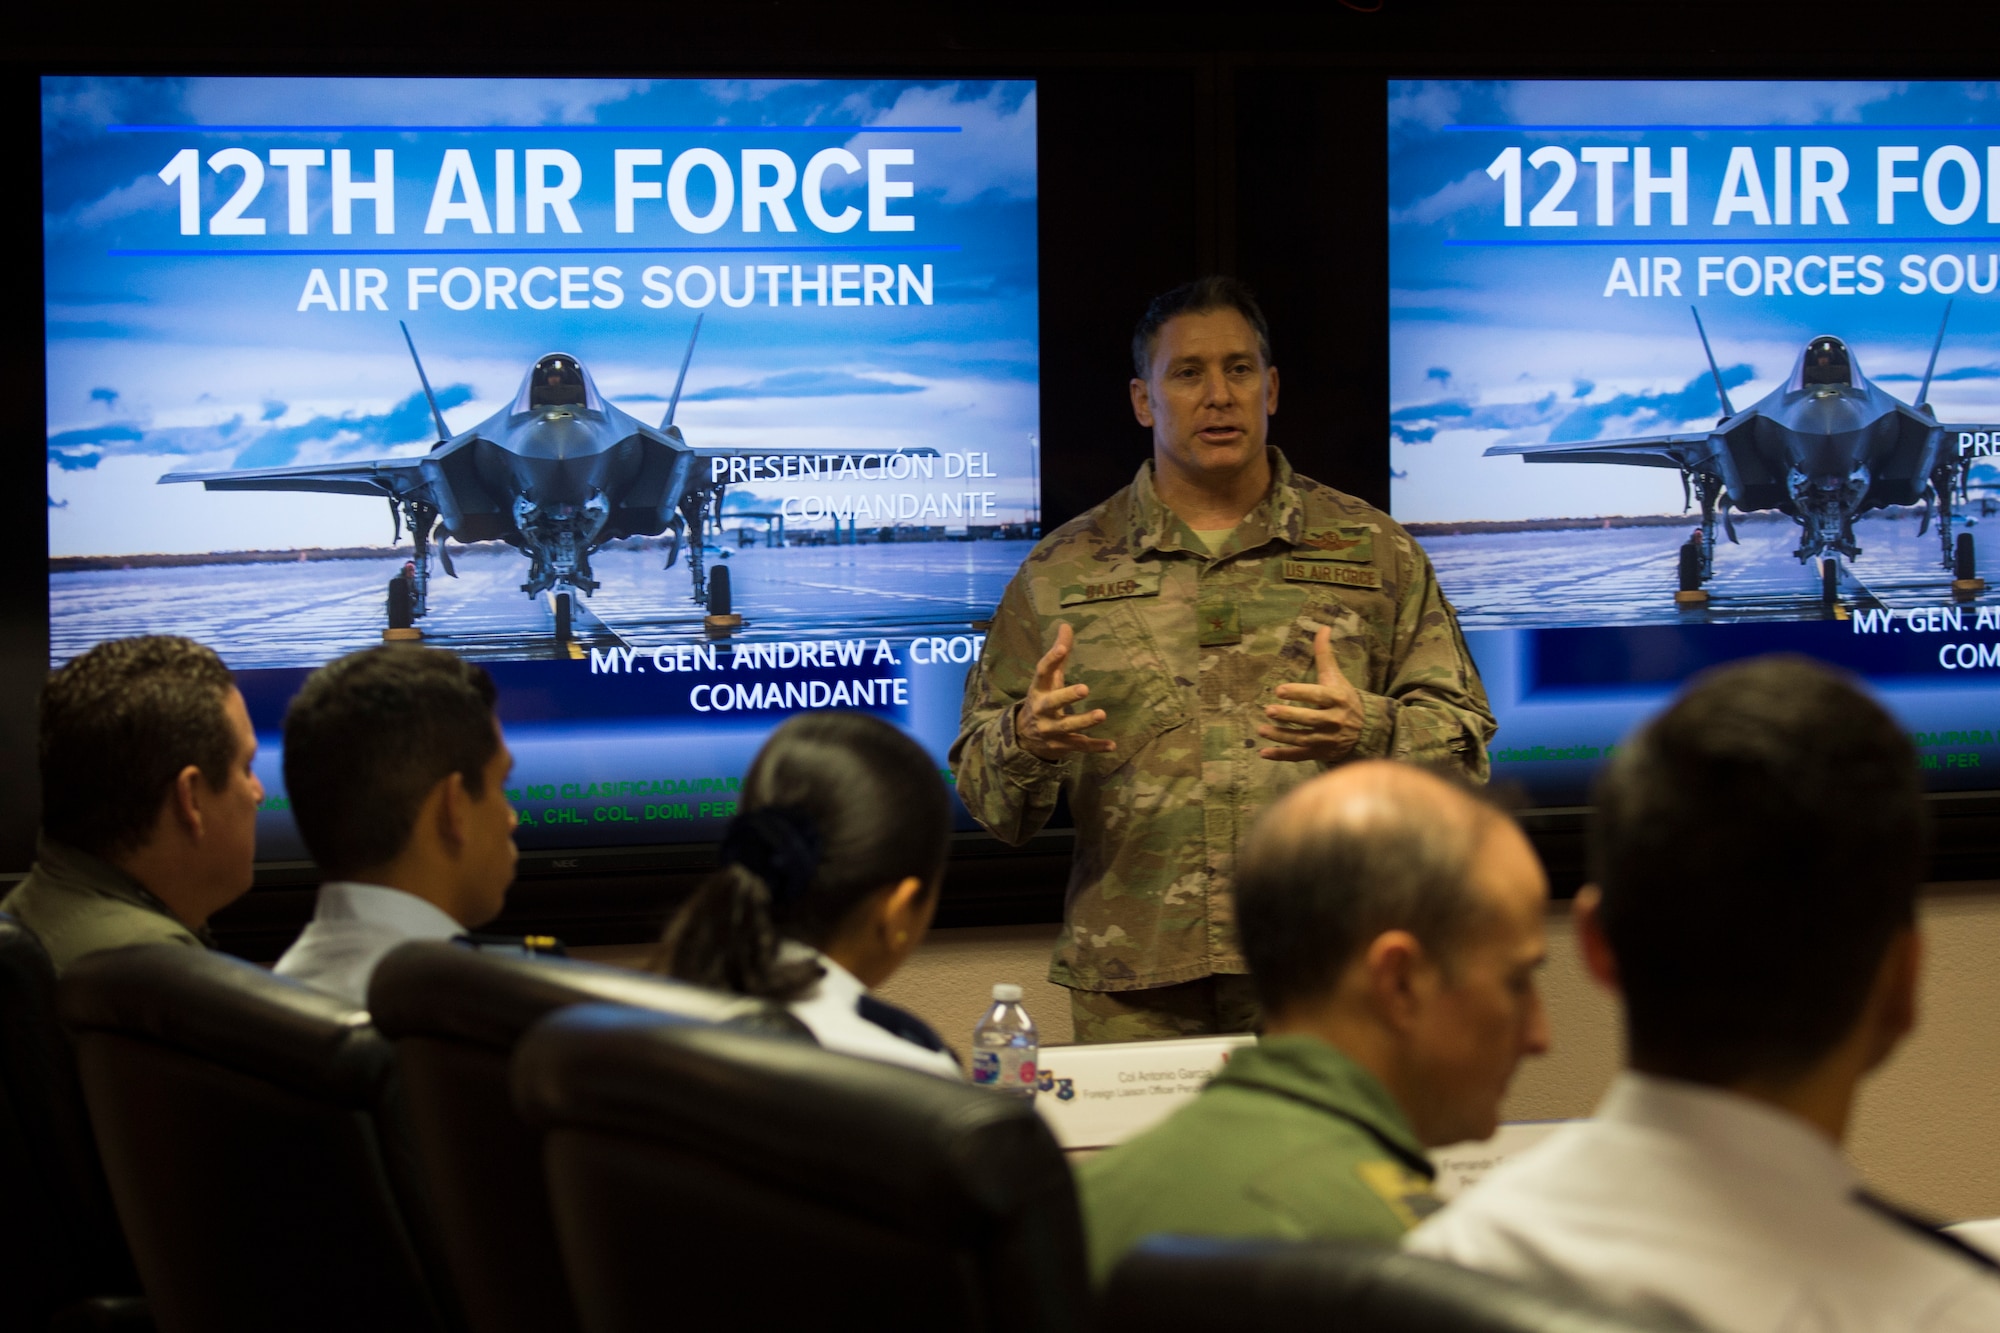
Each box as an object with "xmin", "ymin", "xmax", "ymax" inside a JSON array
[{"xmin": 654, "ymin": 711, "xmax": 951, "ymax": 1001}]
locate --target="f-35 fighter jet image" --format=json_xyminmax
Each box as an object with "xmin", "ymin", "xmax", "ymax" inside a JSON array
[
  {"xmin": 1485, "ymin": 304, "xmax": 2000, "ymax": 600},
  {"xmin": 161, "ymin": 318, "xmax": 932, "ymax": 638}
]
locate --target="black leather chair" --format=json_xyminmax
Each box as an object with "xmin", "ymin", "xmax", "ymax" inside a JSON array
[
  {"xmin": 1102, "ymin": 1236, "xmax": 1703, "ymax": 1332},
  {"xmin": 367, "ymin": 942, "xmax": 811, "ymax": 1333},
  {"xmin": 0, "ymin": 914, "xmax": 148, "ymax": 1331},
  {"xmin": 515, "ymin": 1003, "xmax": 1090, "ymax": 1333},
  {"xmin": 57, "ymin": 944, "xmax": 457, "ymax": 1333}
]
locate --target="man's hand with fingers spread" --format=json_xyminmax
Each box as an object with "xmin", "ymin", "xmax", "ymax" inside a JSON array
[
  {"xmin": 1257, "ymin": 624, "xmax": 1365, "ymax": 764},
  {"xmin": 1015, "ymin": 621, "xmax": 1117, "ymax": 762}
]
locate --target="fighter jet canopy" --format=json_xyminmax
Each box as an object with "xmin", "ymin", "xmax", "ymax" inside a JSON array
[
  {"xmin": 512, "ymin": 353, "xmax": 604, "ymax": 414},
  {"xmin": 1787, "ymin": 336, "xmax": 1862, "ymax": 392}
]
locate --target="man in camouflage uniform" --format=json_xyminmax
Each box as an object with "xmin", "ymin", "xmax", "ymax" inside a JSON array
[
  {"xmin": 950, "ymin": 277, "xmax": 1495, "ymax": 1040},
  {"xmin": 1078, "ymin": 762, "xmax": 1549, "ymax": 1281}
]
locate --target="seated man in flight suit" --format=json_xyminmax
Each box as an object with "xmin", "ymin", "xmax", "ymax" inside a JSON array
[
  {"xmin": 3, "ymin": 635, "xmax": 263, "ymax": 972},
  {"xmin": 1078, "ymin": 760, "xmax": 1549, "ymax": 1284},
  {"xmin": 275, "ymin": 645, "xmax": 524, "ymax": 1007}
]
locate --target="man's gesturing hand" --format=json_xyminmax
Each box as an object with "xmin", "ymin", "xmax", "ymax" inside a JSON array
[
  {"xmin": 1015, "ymin": 621, "xmax": 1116, "ymax": 762},
  {"xmin": 1257, "ymin": 624, "xmax": 1364, "ymax": 763}
]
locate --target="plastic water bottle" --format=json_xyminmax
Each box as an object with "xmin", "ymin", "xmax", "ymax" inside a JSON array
[{"xmin": 971, "ymin": 983, "xmax": 1039, "ymax": 1098}]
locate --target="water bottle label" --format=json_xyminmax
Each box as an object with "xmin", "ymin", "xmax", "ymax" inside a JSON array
[{"xmin": 970, "ymin": 1048, "xmax": 1037, "ymax": 1093}]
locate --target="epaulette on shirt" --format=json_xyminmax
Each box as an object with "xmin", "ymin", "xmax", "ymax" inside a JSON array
[
  {"xmin": 1855, "ymin": 1191, "xmax": 2000, "ymax": 1274},
  {"xmin": 857, "ymin": 993, "xmax": 952, "ymax": 1058},
  {"xmin": 452, "ymin": 932, "xmax": 567, "ymax": 959}
]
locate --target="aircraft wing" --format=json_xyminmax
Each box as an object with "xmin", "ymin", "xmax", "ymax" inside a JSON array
[
  {"xmin": 157, "ymin": 458, "xmax": 430, "ymax": 499},
  {"xmin": 1484, "ymin": 432, "xmax": 1719, "ymax": 471}
]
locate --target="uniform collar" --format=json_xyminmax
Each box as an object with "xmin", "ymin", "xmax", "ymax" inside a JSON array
[
  {"xmin": 1598, "ymin": 1072, "xmax": 1858, "ymax": 1200},
  {"xmin": 778, "ymin": 937, "xmax": 865, "ymax": 1005},
  {"xmin": 313, "ymin": 881, "xmax": 465, "ymax": 940},
  {"xmin": 31, "ymin": 834, "xmax": 212, "ymax": 944},
  {"xmin": 1126, "ymin": 447, "xmax": 1307, "ymax": 559},
  {"xmin": 1217, "ymin": 1033, "xmax": 1433, "ymax": 1177}
]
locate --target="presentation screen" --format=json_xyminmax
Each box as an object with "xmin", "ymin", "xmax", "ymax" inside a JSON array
[
  {"xmin": 43, "ymin": 75, "xmax": 1039, "ymax": 858},
  {"xmin": 1391, "ymin": 79, "xmax": 2000, "ymax": 804}
]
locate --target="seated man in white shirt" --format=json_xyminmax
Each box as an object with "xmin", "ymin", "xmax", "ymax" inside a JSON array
[
  {"xmin": 274, "ymin": 645, "xmax": 518, "ymax": 1008},
  {"xmin": 1409, "ymin": 655, "xmax": 2000, "ymax": 1332}
]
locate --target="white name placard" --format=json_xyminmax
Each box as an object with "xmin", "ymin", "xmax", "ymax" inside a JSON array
[
  {"xmin": 1032, "ymin": 1034, "xmax": 1255, "ymax": 1149},
  {"xmin": 1429, "ymin": 1120, "xmax": 1573, "ymax": 1200}
]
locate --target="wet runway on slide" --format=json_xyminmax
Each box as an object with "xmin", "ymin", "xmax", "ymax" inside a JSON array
[
  {"xmin": 50, "ymin": 540, "xmax": 1037, "ymax": 670},
  {"xmin": 1421, "ymin": 511, "xmax": 2000, "ymax": 631}
]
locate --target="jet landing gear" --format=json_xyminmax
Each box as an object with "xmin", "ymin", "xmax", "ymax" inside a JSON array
[
  {"xmin": 1673, "ymin": 472, "xmax": 1733, "ymax": 607},
  {"xmin": 384, "ymin": 566, "xmax": 422, "ymax": 642},
  {"xmin": 383, "ymin": 499, "xmax": 442, "ymax": 643},
  {"xmin": 704, "ymin": 565, "xmax": 742, "ymax": 636},
  {"xmin": 1674, "ymin": 528, "xmax": 1710, "ymax": 607},
  {"xmin": 1954, "ymin": 532, "xmax": 1986, "ymax": 598},
  {"xmin": 1822, "ymin": 557, "xmax": 1841, "ymax": 608}
]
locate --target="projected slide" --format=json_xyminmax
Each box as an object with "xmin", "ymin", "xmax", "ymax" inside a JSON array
[
  {"xmin": 44, "ymin": 76, "xmax": 1038, "ymax": 853},
  {"xmin": 1390, "ymin": 81, "xmax": 2000, "ymax": 799}
]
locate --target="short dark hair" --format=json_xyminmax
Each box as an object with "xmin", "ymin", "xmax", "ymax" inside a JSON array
[
  {"xmin": 40, "ymin": 636, "xmax": 238, "ymax": 858},
  {"xmin": 1131, "ymin": 275, "xmax": 1274, "ymax": 378},
  {"xmin": 656, "ymin": 711, "xmax": 951, "ymax": 1002},
  {"xmin": 283, "ymin": 646, "xmax": 500, "ymax": 879},
  {"xmin": 1235, "ymin": 768, "xmax": 1499, "ymax": 1014},
  {"xmin": 1590, "ymin": 655, "xmax": 1924, "ymax": 1085}
]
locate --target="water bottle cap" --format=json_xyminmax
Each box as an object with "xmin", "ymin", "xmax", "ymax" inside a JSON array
[{"xmin": 991, "ymin": 983, "xmax": 1023, "ymax": 1002}]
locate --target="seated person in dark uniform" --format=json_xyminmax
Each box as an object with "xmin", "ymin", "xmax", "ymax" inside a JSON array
[
  {"xmin": 274, "ymin": 646, "xmax": 520, "ymax": 1007},
  {"xmin": 1079, "ymin": 760, "xmax": 1550, "ymax": 1284},
  {"xmin": 2, "ymin": 635, "xmax": 262, "ymax": 972},
  {"xmin": 653, "ymin": 711, "xmax": 960, "ymax": 1078}
]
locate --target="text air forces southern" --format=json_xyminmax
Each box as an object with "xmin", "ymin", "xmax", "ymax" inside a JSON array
[{"xmin": 951, "ymin": 450, "xmax": 1495, "ymax": 993}]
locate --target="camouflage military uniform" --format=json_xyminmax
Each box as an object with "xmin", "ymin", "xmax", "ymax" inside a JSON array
[{"xmin": 950, "ymin": 450, "xmax": 1493, "ymax": 1023}]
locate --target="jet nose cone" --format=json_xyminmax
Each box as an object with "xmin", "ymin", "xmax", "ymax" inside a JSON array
[{"xmin": 515, "ymin": 413, "xmax": 600, "ymax": 461}]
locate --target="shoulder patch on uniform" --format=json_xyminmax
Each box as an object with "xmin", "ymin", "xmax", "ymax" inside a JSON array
[
  {"xmin": 1290, "ymin": 524, "xmax": 1376, "ymax": 563},
  {"xmin": 1354, "ymin": 1159, "xmax": 1442, "ymax": 1230},
  {"xmin": 1058, "ymin": 570, "xmax": 1162, "ymax": 606}
]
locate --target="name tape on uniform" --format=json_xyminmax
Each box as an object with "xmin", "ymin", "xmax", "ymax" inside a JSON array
[{"xmin": 1283, "ymin": 561, "xmax": 1383, "ymax": 590}]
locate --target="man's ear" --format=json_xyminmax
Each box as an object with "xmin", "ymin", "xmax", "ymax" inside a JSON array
[
  {"xmin": 1265, "ymin": 363, "xmax": 1280, "ymax": 415},
  {"xmin": 168, "ymin": 764, "xmax": 205, "ymax": 839},
  {"xmin": 1573, "ymin": 886, "xmax": 1621, "ymax": 994},
  {"xmin": 1864, "ymin": 925, "xmax": 1922, "ymax": 1072},
  {"xmin": 432, "ymin": 771, "xmax": 471, "ymax": 856},
  {"xmin": 1363, "ymin": 929, "xmax": 1428, "ymax": 1030},
  {"xmin": 1130, "ymin": 377, "xmax": 1155, "ymax": 429}
]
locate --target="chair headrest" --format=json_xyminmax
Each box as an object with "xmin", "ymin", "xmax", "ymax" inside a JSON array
[
  {"xmin": 515, "ymin": 1003, "xmax": 1064, "ymax": 1229},
  {"xmin": 57, "ymin": 944, "xmax": 390, "ymax": 1108},
  {"xmin": 0, "ymin": 912, "xmax": 58, "ymax": 1016},
  {"xmin": 1111, "ymin": 1237, "xmax": 1704, "ymax": 1332},
  {"xmin": 367, "ymin": 940, "xmax": 812, "ymax": 1048}
]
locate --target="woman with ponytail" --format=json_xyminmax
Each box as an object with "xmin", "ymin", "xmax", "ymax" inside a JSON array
[{"xmin": 653, "ymin": 711, "xmax": 959, "ymax": 1077}]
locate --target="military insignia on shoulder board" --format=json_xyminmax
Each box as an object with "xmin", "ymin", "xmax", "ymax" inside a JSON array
[{"xmin": 1354, "ymin": 1159, "xmax": 1443, "ymax": 1229}]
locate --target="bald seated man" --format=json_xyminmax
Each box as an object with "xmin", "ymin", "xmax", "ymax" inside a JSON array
[{"xmin": 1078, "ymin": 761, "xmax": 1549, "ymax": 1284}]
